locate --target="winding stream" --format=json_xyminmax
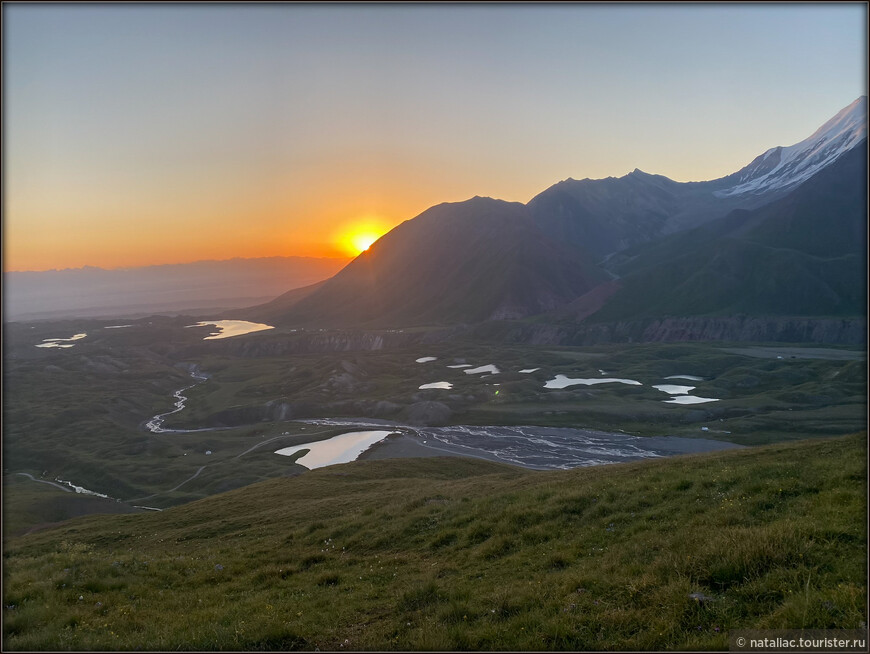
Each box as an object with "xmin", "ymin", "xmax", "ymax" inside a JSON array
[
  {"xmin": 145, "ymin": 368, "xmax": 211, "ymax": 433},
  {"xmin": 133, "ymin": 367, "xmax": 737, "ymax": 486}
]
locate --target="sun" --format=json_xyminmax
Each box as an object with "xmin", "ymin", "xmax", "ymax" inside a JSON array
[
  {"xmin": 350, "ymin": 232, "xmax": 380, "ymax": 254},
  {"xmin": 337, "ymin": 222, "xmax": 390, "ymax": 257}
]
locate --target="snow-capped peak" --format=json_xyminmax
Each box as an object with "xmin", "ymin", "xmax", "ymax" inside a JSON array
[
  {"xmin": 715, "ymin": 96, "xmax": 867, "ymax": 198},
  {"xmin": 804, "ymin": 95, "xmax": 867, "ymax": 145}
]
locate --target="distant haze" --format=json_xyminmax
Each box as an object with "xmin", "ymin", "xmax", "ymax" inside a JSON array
[{"xmin": 3, "ymin": 256, "xmax": 349, "ymax": 321}]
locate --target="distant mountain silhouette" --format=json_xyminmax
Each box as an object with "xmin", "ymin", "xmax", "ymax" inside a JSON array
[{"xmin": 4, "ymin": 256, "xmax": 349, "ymax": 321}]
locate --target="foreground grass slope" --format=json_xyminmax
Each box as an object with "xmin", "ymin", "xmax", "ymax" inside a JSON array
[{"xmin": 3, "ymin": 434, "xmax": 866, "ymax": 650}]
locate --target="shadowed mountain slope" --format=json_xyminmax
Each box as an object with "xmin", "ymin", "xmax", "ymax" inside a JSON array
[
  {"xmin": 589, "ymin": 139, "xmax": 867, "ymax": 322},
  {"xmin": 527, "ymin": 170, "xmax": 690, "ymax": 260},
  {"xmin": 252, "ymin": 197, "xmax": 607, "ymax": 327},
  {"xmin": 528, "ymin": 96, "xmax": 867, "ymax": 260}
]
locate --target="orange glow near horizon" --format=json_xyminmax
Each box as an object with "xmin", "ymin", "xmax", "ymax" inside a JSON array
[
  {"xmin": 2, "ymin": 223, "xmax": 361, "ymax": 272},
  {"xmin": 3, "ymin": 234, "xmax": 364, "ymax": 272},
  {"xmin": 334, "ymin": 219, "xmax": 392, "ymax": 258}
]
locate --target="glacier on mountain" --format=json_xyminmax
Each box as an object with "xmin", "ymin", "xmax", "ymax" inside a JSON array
[{"xmin": 714, "ymin": 96, "xmax": 867, "ymax": 198}]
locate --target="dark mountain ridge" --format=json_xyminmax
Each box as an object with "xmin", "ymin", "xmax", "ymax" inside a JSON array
[
  {"xmin": 589, "ymin": 139, "xmax": 867, "ymax": 322},
  {"xmin": 241, "ymin": 98, "xmax": 866, "ymax": 334},
  {"xmin": 528, "ymin": 96, "xmax": 866, "ymax": 260},
  {"xmin": 525, "ymin": 168, "xmax": 774, "ymax": 260},
  {"xmin": 249, "ymin": 197, "xmax": 607, "ymax": 327}
]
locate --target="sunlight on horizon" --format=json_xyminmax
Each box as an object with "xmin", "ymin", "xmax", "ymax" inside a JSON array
[
  {"xmin": 336, "ymin": 219, "xmax": 392, "ymax": 257},
  {"xmin": 351, "ymin": 232, "xmax": 380, "ymax": 254}
]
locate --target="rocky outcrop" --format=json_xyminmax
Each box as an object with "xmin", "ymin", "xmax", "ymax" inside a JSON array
[
  {"xmin": 473, "ymin": 316, "xmax": 865, "ymax": 346},
  {"xmin": 644, "ymin": 317, "xmax": 866, "ymax": 344},
  {"xmin": 567, "ymin": 317, "xmax": 866, "ymax": 345},
  {"xmin": 179, "ymin": 326, "xmax": 471, "ymax": 358},
  {"xmin": 178, "ymin": 315, "xmax": 863, "ymax": 362},
  {"xmin": 206, "ymin": 400, "xmax": 318, "ymax": 427},
  {"xmin": 196, "ymin": 397, "xmax": 407, "ymax": 429},
  {"xmin": 402, "ymin": 401, "xmax": 453, "ymax": 427},
  {"xmin": 223, "ymin": 331, "xmax": 400, "ymax": 356},
  {"xmin": 322, "ymin": 371, "xmax": 375, "ymax": 394}
]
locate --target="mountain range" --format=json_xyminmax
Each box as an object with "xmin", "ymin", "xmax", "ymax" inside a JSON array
[
  {"xmin": 4, "ymin": 256, "xmax": 349, "ymax": 321},
  {"xmin": 243, "ymin": 96, "xmax": 866, "ymax": 335},
  {"xmin": 593, "ymin": 141, "xmax": 867, "ymax": 322}
]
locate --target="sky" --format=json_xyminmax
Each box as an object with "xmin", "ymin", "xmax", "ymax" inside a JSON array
[{"xmin": 4, "ymin": 3, "xmax": 867, "ymax": 271}]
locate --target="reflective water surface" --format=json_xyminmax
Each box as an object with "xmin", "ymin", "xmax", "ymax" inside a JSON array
[
  {"xmin": 464, "ymin": 364, "xmax": 500, "ymax": 375},
  {"xmin": 186, "ymin": 320, "xmax": 274, "ymax": 340},
  {"xmin": 35, "ymin": 333, "xmax": 87, "ymax": 348},
  {"xmin": 300, "ymin": 419, "xmax": 742, "ymax": 471},
  {"xmin": 544, "ymin": 374, "xmax": 641, "ymax": 389},
  {"xmin": 664, "ymin": 395, "xmax": 720, "ymax": 405},
  {"xmin": 274, "ymin": 430, "xmax": 395, "ymax": 469},
  {"xmin": 652, "ymin": 384, "xmax": 696, "ymax": 395}
]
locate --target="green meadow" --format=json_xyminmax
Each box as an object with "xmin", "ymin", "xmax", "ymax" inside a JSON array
[{"xmin": 3, "ymin": 433, "xmax": 865, "ymax": 650}]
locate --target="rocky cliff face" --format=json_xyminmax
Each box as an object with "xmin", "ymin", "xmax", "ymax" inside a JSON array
[
  {"xmin": 642, "ymin": 317, "xmax": 865, "ymax": 344},
  {"xmin": 177, "ymin": 317, "xmax": 862, "ymax": 363},
  {"xmin": 175, "ymin": 326, "xmax": 471, "ymax": 359},
  {"xmin": 563, "ymin": 317, "xmax": 866, "ymax": 346},
  {"xmin": 473, "ymin": 317, "xmax": 865, "ymax": 347}
]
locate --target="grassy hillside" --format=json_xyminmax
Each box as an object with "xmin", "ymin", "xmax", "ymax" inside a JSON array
[
  {"xmin": 2, "ymin": 476, "xmax": 144, "ymax": 539},
  {"xmin": 4, "ymin": 433, "xmax": 865, "ymax": 651}
]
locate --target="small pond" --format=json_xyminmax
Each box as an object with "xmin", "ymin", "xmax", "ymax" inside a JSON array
[{"xmin": 275, "ymin": 430, "xmax": 395, "ymax": 469}]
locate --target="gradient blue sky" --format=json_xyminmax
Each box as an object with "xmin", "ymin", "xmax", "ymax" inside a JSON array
[{"xmin": 4, "ymin": 3, "xmax": 867, "ymax": 270}]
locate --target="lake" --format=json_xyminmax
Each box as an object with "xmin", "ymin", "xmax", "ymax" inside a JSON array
[
  {"xmin": 464, "ymin": 364, "xmax": 500, "ymax": 375},
  {"xmin": 275, "ymin": 430, "xmax": 396, "ymax": 469},
  {"xmin": 186, "ymin": 320, "xmax": 274, "ymax": 340},
  {"xmin": 664, "ymin": 395, "xmax": 720, "ymax": 405},
  {"xmin": 35, "ymin": 333, "xmax": 87, "ymax": 348},
  {"xmin": 544, "ymin": 374, "xmax": 641, "ymax": 389},
  {"xmin": 652, "ymin": 384, "xmax": 696, "ymax": 395}
]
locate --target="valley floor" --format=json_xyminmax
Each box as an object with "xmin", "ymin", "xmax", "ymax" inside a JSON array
[{"xmin": 3, "ymin": 318, "xmax": 865, "ymax": 525}]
